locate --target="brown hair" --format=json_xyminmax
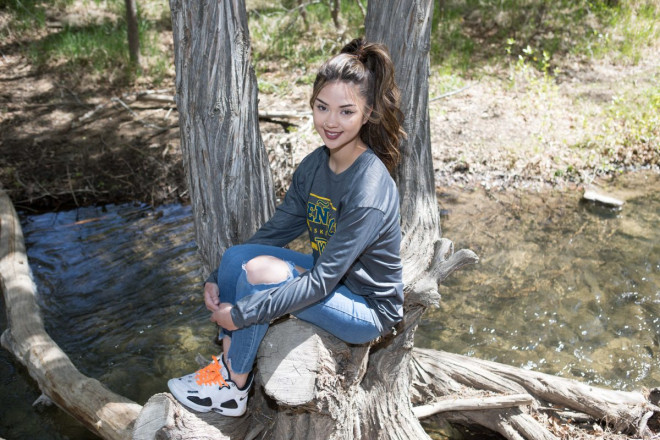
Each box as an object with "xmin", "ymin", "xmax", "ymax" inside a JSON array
[{"xmin": 309, "ymin": 38, "xmax": 406, "ymax": 173}]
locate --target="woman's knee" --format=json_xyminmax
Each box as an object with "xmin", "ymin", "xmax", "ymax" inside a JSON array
[
  {"xmin": 219, "ymin": 245, "xmax": 248, "ymax": 270},
  {"xmin": 244, "ymin": 255, "xmax": 292, "ymax": 285},
  {"xmin": 222, "ymin": 244, "xmax": 255, "ymax": 262},
  {"xmin": 221, "ymin": 244, "xmax": 266, "ymax": 272}
]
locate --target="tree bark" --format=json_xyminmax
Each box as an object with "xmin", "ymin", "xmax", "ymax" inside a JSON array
[
  {"xmin": 125, "ymin": 0, "xmax": 141, "ymax": 66},
  {"xmin": 170, "ymin": 0, "xmax": 275, "ymax": 273},
  {"xmin": 330, "ymin": 0, "xmax": 342, "ymax": 32}
]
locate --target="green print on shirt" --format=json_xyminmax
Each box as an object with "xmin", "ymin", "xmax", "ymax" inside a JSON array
[{"xmin": 307, "ymin": 193, "xmax": 337, "ymax": 254}]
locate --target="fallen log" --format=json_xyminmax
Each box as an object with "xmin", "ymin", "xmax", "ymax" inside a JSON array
[{"xmin": 0, "ymin": 188, "xmax": 142, "ymax": 440}]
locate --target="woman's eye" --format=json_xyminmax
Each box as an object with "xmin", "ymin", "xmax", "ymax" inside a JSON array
[
  {"xmin": 341, "ymin": 110, "xmax": 355, "ymax": 115},
  {"xmin": 316, "ymin": 104, "xmax": 327, "ymax": 111}
]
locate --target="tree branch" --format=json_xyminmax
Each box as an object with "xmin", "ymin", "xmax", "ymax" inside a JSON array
[{"xmin": 413, "ymin": 393, "xmax": 535, "ymax": 419}]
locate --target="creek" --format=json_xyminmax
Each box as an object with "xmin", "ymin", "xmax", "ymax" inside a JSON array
[{"xmin": 0, "ymin": 171, "xmax": 658, "ymax": 439}]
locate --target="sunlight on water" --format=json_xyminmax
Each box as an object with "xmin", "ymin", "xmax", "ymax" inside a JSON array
[
  {"xmin": 1, "ymin": 203, "xmax": 209, "ymax": 439},
  {"xmin": 0, "ymin": 171, "xmax": 658, "ymax": 439},
  {"xmin": 417, "ymin": 171, "xmax": 660, "ymax": 392}
]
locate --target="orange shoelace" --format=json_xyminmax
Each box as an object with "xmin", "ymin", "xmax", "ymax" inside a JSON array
[{"xmin": 194, "ymin": 355, "xmax": 229, "ymax": 388}]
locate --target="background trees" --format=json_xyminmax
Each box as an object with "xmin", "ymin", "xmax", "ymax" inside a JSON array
[{"xmin": 125, "ymin": 0, "xmax": 141, "ymax": 66}]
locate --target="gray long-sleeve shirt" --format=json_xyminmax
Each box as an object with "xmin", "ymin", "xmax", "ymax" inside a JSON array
[{"xmin": 228, "ymin": 146, "xmax": 403, "ymax": 334}]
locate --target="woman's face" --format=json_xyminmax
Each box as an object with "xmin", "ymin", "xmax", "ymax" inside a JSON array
[{"xmin": 312, "ymin": 81, "xmax": 370, "ymax": 153}]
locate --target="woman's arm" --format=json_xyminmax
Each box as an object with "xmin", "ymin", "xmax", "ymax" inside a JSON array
[
  {"xmin": 230, "ymin": 207, "xmax": 385, "ymax": 328},
  {"xmin": 246, "ymin": 208, "xmax": 306, "ymax": 247},
  {"xmin": 204, "ymin": 157, "xmax": 313, "ymax": 285}
]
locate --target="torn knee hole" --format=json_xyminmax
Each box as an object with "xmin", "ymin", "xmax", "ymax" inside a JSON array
[{"xmin": 244, "ymin": 255, "xmax": 292, "ymax": 285}]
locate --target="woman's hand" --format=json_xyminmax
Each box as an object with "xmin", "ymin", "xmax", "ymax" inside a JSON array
[
  {"xmin": 211, "ymin": 302, "xmax": 238, "ymax": 331},
  {"xmin": 204, "ymin": 282, "xmax": 221, "ymax": 312}
]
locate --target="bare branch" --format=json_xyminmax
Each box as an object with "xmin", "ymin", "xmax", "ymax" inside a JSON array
[{"xmin": 413, "ymin": 394, "xmax": 535, "ymax": 419}]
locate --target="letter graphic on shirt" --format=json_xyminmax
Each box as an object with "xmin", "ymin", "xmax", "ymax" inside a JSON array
[{"xmin": 307, "ymin": 193, "xmax": 337, "ymax": 255}]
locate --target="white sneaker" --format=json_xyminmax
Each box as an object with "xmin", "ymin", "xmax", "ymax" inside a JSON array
[{"xmin": 167, "ymin": 355, "xmax": 252, "ymax": 417}]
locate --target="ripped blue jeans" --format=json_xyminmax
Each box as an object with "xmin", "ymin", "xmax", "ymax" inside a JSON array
[{"xmin": 215, "ymin": 244, "xmax": 383, "ymax": 373}]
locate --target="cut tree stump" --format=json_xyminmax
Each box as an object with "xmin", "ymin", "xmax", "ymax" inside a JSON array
[{"xmin": 133, "ymin": 319, "xmax": 660, "ymax": 440}]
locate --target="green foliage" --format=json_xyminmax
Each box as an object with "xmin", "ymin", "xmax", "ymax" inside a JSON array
[
  {"xmin": 2, "ymin": 0, "xmax": 172, "ymax": 85},
  {"xmin": 2, "ymin": 0, "xmax": 658, "ymax": 95},
  {"xmin": 576, "ymin": 0, "xmax": 660, "ymax": 64},
  {"xmin": 30, "ymin": 20, "xmax": 129, "ymax": 72},
  {"xmin": 248, "ymin": 1, "xmax": 365, "ymax": 80},
  {"xmin": 0, "ymin": 0, "xmax": 50, "ymax": 28},
  {"xmin": 504, "ymin": 38, "xmax": 560, "ymax": 94},
  {"xmin": 572, "ymin": 81, "xmax": 660, "ymax": 172},
  {"xmin": 431, "ymin": 0, "xmax": 660, "ymax": 73}
]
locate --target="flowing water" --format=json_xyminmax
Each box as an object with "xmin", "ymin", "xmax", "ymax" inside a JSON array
[
  {"xmin": 0, "ymin": 171, "xmax": 658, "ymax": 439},
  {"xmin": 418, "ymin": 171, "xmax": 660, "ymax": 392}
]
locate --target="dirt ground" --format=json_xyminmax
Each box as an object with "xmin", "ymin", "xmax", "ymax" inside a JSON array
[{"xmin": 0, "ymin": 20, "xmax": 658, "ymax": 213}]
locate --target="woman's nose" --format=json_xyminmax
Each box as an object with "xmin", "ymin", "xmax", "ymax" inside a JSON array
[{"xmin": 324, "ymin": 115, "xmax": 338, "ymax": 128}]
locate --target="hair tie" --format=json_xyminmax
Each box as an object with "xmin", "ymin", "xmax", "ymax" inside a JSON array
[{"xmin": 353, "ymin": 49, "xmax": 367, "ymax": 64}]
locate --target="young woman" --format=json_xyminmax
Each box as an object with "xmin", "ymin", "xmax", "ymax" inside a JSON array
[{"xmin": 168, "ymin": 37, "xmax": 406, "ymax": 417}]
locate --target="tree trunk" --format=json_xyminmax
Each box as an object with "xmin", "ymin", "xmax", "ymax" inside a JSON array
[
  {"xmin": 366, "ymin": 0, "xmax": 442, "ymax": 284},
  {"xmin": 330, "ymin": 0, "xmax": 343, "ymax": 32},
  {"xmin": 151, "ymin": 1, "xmax": 478, "ymax": 439},
  {"xmin": 125, "ymin": 0, "xmax": 141, "ymax": 66},
  {"xmin": 353, "ymin": 2, "xmax": 476, "ymax": 437},
  {"xmin": 170, "ymin": 0, "xmax": 275, "ymax": 273}
]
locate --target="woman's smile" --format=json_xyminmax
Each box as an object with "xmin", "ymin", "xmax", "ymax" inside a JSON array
[{"xmin": 323, "ymin": 128, "xmax": 342, "ymax": 140}]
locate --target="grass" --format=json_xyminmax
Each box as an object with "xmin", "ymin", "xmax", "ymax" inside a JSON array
[
  {"xmin": 425, "ymin": 0, "xmax": 660, "ymax": 177},
  {"xmin": 30, "ymin": 21, "xmax": 130, "ymax": 71},
  {"xmin": 575, "ymin": 1, "xmax": 660, "ymax": 64},
  {"xmin": 432, "ymin": 0, "xmax": 659, "ymax": 72},
  {"xmin": 1, "ymin": 0, "xmax": 172, "ymax": 85},
  {"xmin": 594, "ymin": 84, "xmax": 660, "ymax": 169},
  {"xmin": 0, "ymin": 0, "xmax": 50, "ymax": 29},
  {"xmin": 247, "ymin": 0, "xmax": 366, "ymax": 81}
]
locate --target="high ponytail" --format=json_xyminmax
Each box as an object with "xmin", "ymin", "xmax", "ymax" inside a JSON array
[{"xmin": 310, "ymin": 38, "xmax": 406, "ymax": 174}]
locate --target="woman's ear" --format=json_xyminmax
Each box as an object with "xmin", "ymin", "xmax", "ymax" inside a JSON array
[{"xmin": 362, "ymin": 107, "xmax": 373, "ymax": 125}]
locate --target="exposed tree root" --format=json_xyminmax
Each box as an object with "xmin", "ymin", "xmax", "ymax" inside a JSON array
[{"xmin": 410, "ymin": 347, "xmax": 660, "ymax": 440}]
